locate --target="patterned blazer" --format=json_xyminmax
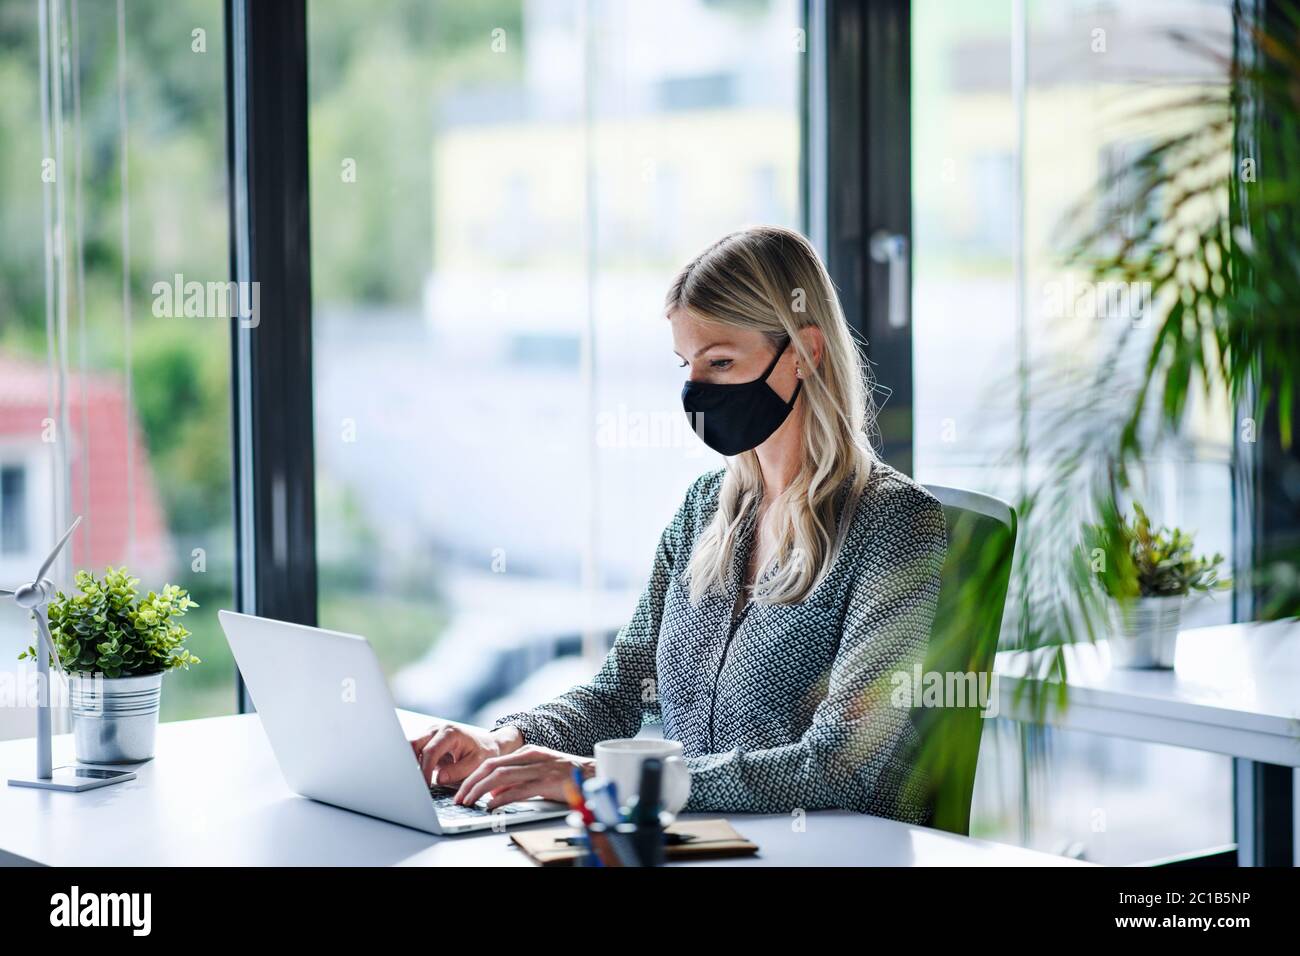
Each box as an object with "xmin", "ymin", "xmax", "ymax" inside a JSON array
[{"xmin": 494, "ymin": 460, "xmax": 947, "ymax": 822}]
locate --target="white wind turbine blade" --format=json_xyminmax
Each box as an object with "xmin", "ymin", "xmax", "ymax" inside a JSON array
[
  {"xmin": 33, "ymin": 606, "xmax": 64, "ymax": 675},
  {"xmin": 36, "ymin": 514, "xmax": 82, "ymax": 583}
]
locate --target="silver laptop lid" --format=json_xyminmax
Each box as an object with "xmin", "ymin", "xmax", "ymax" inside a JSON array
[{"xmin": 218, "ymin": 610, "xmax": 443, "ymax": 834}]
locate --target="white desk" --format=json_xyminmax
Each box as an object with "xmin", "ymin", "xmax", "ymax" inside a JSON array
[
  {"xmin": 0, "ymin": 711, "xmax": 1085, "ymax": 867},
  {"xmin": 994, "ymin": 619, "xmax": 1300, "ymax": 865},
  {"xmin": 995, "ymin": 620, "xmax": 1300, "ymax": 767}
]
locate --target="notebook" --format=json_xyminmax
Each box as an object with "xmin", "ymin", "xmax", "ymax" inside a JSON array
[{"xmin": 510, "ymin": 818, "xmax": 759, "ymax": 866}]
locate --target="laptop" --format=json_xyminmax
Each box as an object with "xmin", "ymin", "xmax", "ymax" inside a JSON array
[{"xmin": 218, "ymin": 610, "xmax": 570, "ymax": 835}]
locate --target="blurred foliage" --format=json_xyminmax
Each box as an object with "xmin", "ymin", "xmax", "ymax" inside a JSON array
[
  {"xmin": 131, "ymin": 321, "xmax": 232, "ymax": 534},
  {"xmin": 0, "ymin": 0, "xmax": 232, "ymax": 546},
  {"xmin": 0, "ymin": 0, "xmax": 518, "ymax": 569},
  {"xmin": 308, "ymin": 0, "xmax": 523, "ymax": 305}
]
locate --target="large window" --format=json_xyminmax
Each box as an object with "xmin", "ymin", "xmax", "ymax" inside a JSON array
[
  {"xmin": 2, "ymin": 0, "xmax": 1262, "ymax": 865},
  {"xmin": 308, "ymin": 0, "xmax": 803, "ymax": 722},
  {"xmin": 912, "ymin": 0, "xmax": 1234, "ymax": 862},
  {"xmin": 0, "ymin": 0, "xmax": 235, "ymax": 733}
]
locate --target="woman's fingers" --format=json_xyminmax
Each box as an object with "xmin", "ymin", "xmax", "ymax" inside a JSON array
[
  {"xmin": 430, "ymin": 746, "xmax": 482, "ymax": 786},
  {"xmin": 457, "ymin": 764, "xmax": 524, "ymax": 808},
  {"xmin": 482, "ymin": 785, "xmax": 535, "ymax": 813},
  {"xmin": 419, "ymin": 726, "xmax": 466, "ymax": 784},
  {"xmin": 455, "ymin": 751, "xmax": 549, "ymax": 807},
  {"xmin": 454, "ymin": 755, "xmax": 523, "ymax": 805},
  {"xmin": 408, "ymin": 723, "xmax": 440, "ymax": 757}
]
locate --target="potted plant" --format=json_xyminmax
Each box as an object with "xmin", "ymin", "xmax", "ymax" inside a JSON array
[
  {"xmin": 1086, "ymin": 503, "xmax": 1228, "ymax": 669},
  {"xmin": 18, "ymin": 567, "xmax": 200, "ymax": 763}
]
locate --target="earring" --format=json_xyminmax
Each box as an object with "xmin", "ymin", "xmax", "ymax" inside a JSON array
[{"xmin": 795, "ymin": 365, "xmax": 802, "ymax": 378}]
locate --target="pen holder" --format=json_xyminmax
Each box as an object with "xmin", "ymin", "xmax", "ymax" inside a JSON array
[
  {"xmin": 586, "ymin": 820, "xmax": 663, "ymax": 867},
  {"xmin": 565, "ymin": 811, "xmax": 597, "ymax": 867},
  {"xmin": 566, "ymin": 810, "xmax": 664, "ymax": 867}
]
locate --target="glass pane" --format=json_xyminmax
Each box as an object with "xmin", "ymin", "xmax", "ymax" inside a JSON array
[
  {"xmin": 309, "ymin": 0, "xmax": 803, "ymax": 722},
  {"xmin": 974, "ymin": 721, "xmax": 1233, "ymax": 865},
  {"xmin": 912, "ymin": 0, "xmax": 1235, "ymax": 861},
  {"xmin": 0, "ymin": 0, "xmax": 234, "ymax": 736},
  {"xmin": 912, "ymin": 0, "xmax": 1019, "ymax": 499}
]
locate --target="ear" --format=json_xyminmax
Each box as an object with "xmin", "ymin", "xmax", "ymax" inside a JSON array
[{"xmin": 797, "ymin": 326, "xmax": 825, "ymax": 370}]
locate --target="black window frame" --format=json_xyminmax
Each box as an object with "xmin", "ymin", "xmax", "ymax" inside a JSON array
[
  {"xmin": 810, "ymin": 0, "xmax": 914, "ymax": 475},
  {"xmin": 1229, "ymin": 0, "xmax": 1295, "ymax": 868},
  {"xmin": 224, "ymin": 0, "xmax": 318, "ymax": 714}
]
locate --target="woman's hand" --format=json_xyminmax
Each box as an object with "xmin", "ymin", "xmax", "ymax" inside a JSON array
[
  {"xmin": 453, "ymin": 745, "xmax": 595, "ymax": 810},
  {"xmin": 408, "ymin": 721, "xmax": 525, "ymax": 788}
]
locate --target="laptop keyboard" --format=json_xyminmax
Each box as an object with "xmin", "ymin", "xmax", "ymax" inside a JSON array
[{"xmin": 429, "ymin": 785, "xmax": 533, "ymax": 819}]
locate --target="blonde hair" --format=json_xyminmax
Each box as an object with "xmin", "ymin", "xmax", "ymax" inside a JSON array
[{"xmin": 666, "ymin": 225, "xmax": 877, "ymax": 605}]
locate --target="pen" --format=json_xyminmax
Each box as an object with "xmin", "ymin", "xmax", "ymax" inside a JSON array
[
  {"xmin": 568, "ymin": 767, "xmax": 594, "ymax": 824},
  {"xmin": 563, "ymin": 771, "xmax": 602, "ymax": 866},
  {"xmin": 582, "ymin": 777, "xmax": 622, "ymax": 826},
  {"xmin": 572, "ymin": 769, "xmax": 637, "ymax": 865}
]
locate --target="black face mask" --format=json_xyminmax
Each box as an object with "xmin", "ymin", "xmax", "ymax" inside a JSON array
[{"xmin": 681, "ymin": 337, "xmax": 802, "ymax": 456}]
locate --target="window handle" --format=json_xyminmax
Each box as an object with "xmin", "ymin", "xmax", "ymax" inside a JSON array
[{"xmin": 869, "ymin": 230, "xmax": 910, "ymax": 330}]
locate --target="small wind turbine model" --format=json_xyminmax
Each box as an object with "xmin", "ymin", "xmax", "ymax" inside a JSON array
[{"xmin": 5, "ymin": 515, "xmax": 136, "ymax": 792}]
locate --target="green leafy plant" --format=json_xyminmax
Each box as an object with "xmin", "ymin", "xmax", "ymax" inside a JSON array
[
  {"xmin": 1085, "ymin": 502, "xmax": 1228, "ymax": 600},
  {"xmin": 986, "ymin": 10, "xmax": 1298, "ymax": 697},
  {"xmin": 18, "ymin": 567, "xmax": 201, "ymax": 678}
]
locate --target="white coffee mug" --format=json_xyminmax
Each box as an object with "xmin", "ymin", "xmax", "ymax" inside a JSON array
[{"xmin": 593, "ymin": 738, "xmax": 691, "ymax": 815}]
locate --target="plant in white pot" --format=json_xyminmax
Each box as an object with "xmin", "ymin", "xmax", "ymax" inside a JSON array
[
  {"xmin": 18, "ymin": 567, "xmax": 200, "ymax": 763},
  {"xmin": 1086, "ymin": 503, "xmax": 1228, "ymax": 669}
]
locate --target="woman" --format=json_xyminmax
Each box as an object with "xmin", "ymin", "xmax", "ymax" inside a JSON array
[{"xmin": 410, "ymin": 225, "xmax": 947, "ymax": 822}]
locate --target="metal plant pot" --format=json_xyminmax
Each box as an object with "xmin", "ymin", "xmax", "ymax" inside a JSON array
[
  {"xmin": 1109, "ymin": 595, "xmax": 1184, "ymax": 669},
  {"xmin": 69, "ymin": 672, "xmax": 163, "ymax": 764}
]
